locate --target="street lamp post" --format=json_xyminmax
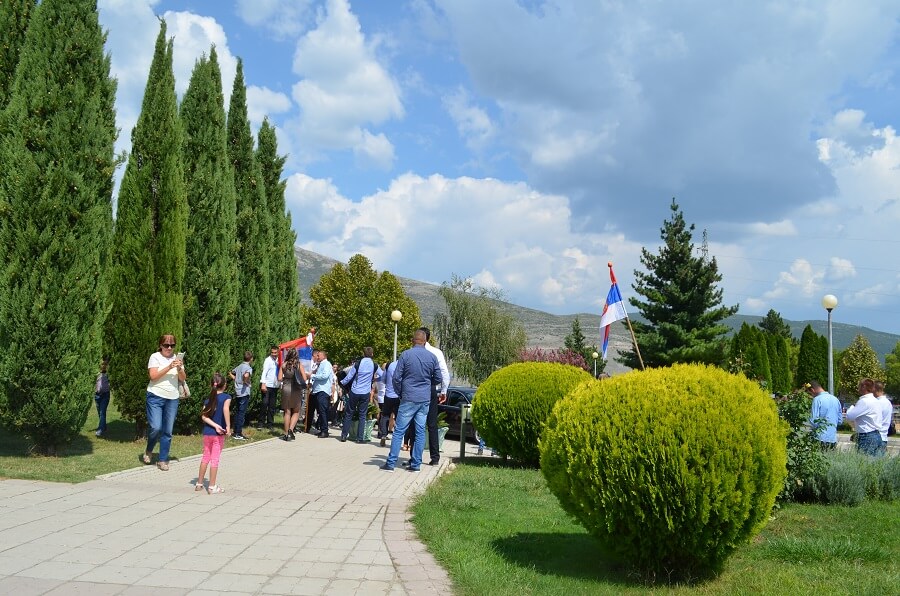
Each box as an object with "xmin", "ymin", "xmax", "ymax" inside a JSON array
[
  {"xmin": 391, "ymin": 310, "xmax": 402, "ymax": 362},
  {"xmin": 822, "ymin": 295, "xmax": 838, "ymax": 395},
  {"xmin": 592, "ymin": 351, "xmax": 599, "ymax": 378}
]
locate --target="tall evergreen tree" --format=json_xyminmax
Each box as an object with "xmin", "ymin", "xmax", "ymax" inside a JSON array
[
  {"xmin": 257, "ymin": 117, "xmax": 300, "ymax": 343},
  {"xmin": 180, "ymin": 48, "xmax": 239, "ymax": 430},
  {"xmin": 564, "ymin": 316, "xmax": 602, "ymax": 373},
  {"xmin": 884, "ymin": 341, "xmax": 900, "ymax": 396},
  {"xmin": 757, "ymin": 308, "xmax": 792, "ymax": 340},
  {"xmin": 730, "ymin": 323, "xmax": 771, "ymax": 388},
  {"xmin": 0, "ymin": 0, "xmax": 117, "ymax": 453},
  {"xmin": 105, "ymin": 20, "xmax": 186, "ymax": 437},
  {"xmin": 0, "ymin": 0, "xmax": 35, "ymax": 107},
  {"xmin": 795, "ymin": 325, "xmax": 828, "ymax": 388},
  {"xmin": 618, "ymin": 199, "xmax": 738, "ymax": 368},
  {"xmin": 773, "ymin": 334, "xmax": 792, "ymax": 393},
  {"xmin": 227, "ymin": 59, "xmax": 271, "ymax": 365}
]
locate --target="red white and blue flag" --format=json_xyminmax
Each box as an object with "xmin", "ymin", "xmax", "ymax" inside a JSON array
[
  {"xmin": 279, "ymin": 329, "xmax": 316, "ymax": 374},
  {"xmin": 599, "ymin": 265, "xmax": 628, "ymax": 360}
]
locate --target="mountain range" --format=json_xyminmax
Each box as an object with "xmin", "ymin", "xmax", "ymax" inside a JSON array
[{"xmin": 295, "ymin": 247, "xmax": 899, "ymax": 373}]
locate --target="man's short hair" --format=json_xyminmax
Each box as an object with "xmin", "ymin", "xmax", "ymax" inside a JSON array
[
  {"xmin": 363, "ymin": 346, "xmax": 374, "ymax": 358},
  {"xmin": 269, "ymin": 345, "xmax": 278, "ymax": 352},
  {"xmin": 809, "ymin": 380, "xmax": 823, "ymax": 391},
  {"xmin": 244, "ymin": 350, "xmax": 254, "ymax": 361},
  {"xmin": 418, "ymin": 326, "xmax": 431, "ymax": 341}
]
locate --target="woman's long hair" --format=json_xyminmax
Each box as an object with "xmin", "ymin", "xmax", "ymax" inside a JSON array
[
  {"xmin": 202, "ymin": 372, "xmax": 227, "ymax": 418},
  {"xmin": 283, "ymin": 348, "xmax": 298, "ymax": 371}
]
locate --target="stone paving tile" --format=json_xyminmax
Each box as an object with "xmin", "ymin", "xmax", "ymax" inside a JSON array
[
  {"xmin": 0, "ymin": 436, "xmax": 463, "ymax": 595},
  {"xmin": 43, "ymin": 580, "xmax": 128, "ymax": 595}
]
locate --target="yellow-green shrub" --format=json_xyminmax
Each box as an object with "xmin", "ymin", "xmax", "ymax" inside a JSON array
[
  {"xmin": 472, "ymin": 362, "xmax": 594, "ymax": 466},
  {"xmin": 540, "ymin": 364, "xmax": 787, "ymax": 578}
]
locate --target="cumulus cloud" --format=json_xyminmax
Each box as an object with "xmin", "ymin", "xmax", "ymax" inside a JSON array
[
  {"xmin": 287, "ymin": 0, "xmax": 403, "ymax": 166},
  {"xmin": 431, "ymin": 0, "xmax": 900, "ymax": 237},
  {"xmin": 745, "ymin": 220, "xmax": 798, "ymax": 237},
  {"xmin": 246, "ymin": 86, "xmax": 292, "ymax": 129},
  {"xmin": 286, "ymin": 173, "xmax": 644, "ymax": 309},
  {"xmin": 236, "ymin": 0, "xmax": 315, "ymax": 38},
  {"xmin": 163, "ymin": 11, "xmax": 238, "ymax": 105}
]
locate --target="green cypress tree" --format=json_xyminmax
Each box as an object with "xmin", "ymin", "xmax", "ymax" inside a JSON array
[
  {"xmin": 564, "ymin": 316, "xmax": 603, "ymax": 373},
  {"xmin": 257, "ymin": 117, "xmax": 300, "ymax": 343},
  {"xmin": 0, "ymin": 0, "xmax": 35, "ymax": 107},
  {"xmin": 619, "ymin": 199, "xmax": 738, "ymax": 368},
  {"xmin": 105, "ymin": 20, "xmax": 186, "ymax": 437},
  {"xmin": 180, "ymin": 47, "xmax": 238, "ymax": 430},
  {"xmin": 227, "ymin": 59, "xmax": 271, "ymax": 365},
  {"xmin": 773, "ymin": 335, "xmax": 792, "ymax": 393},
  {"xmin": 796, "ymin": 325, "xmax": 828, "ymax": 387},
  {"xmin": 0, "ymin": 0, "xmax": 117, "ymax": 453}
]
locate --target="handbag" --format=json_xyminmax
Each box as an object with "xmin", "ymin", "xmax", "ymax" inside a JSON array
[{"xmin": 178, "ymin": 379, "xmax": 191, "ymax": 399}]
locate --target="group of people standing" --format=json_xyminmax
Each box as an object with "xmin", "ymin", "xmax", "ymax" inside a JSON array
[
  {"xmin": 138, "ymin": 325, "xmax": 452, "ymax": 490},
  {"xmin": 808, "ymin": 378, "xmax": 895, "ymax": 456}
]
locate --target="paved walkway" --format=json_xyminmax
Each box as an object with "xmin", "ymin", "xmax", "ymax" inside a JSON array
[{"xmin": 0, "ymin": 431, "xmax": 484, "ymax": 595}]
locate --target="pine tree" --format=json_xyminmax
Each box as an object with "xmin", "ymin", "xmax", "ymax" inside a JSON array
[
  {"xmin": 0, "ymin": 0, "xmax": 35, "ymax": 107},
  {"xmin": 884, "ymin": 341, "xmax": 900, "ymax": 396},
  {"xmin": 730, "ymin": 324, "xmax": 771, "ymax": 388},
  {"xmin": 105, "ymin": 20, "xmax": 186, "ymax": 437},
  {"xmin": 257, "ymin": 117, "xmax": 300, "ymax": 343},
  {"xmin": 773, "ymin": 335, "xmax": 793, "ymax": 393},
  {"xmin": 180, "ymin": 48, "xmax": 239, "ymax": 431},
  {"xmin": 837, "ymin": 334, "xmax": 885, "ymax": 397},
  {"xmin": 757, "ymin": 308, "xmax": 792, "ymax": 340},
  {"xmin": 0, "ymin": 0, "xmax": 117, "ymax": 453},
  {"xmin": 227, "ymin": 59, "xmax": 271, "ymax": 366},
  {"xmin": 564, "ymin": 316, "xmax": 602, "ymax": 373},
  {"xmin": 795, "ymin": 325, "xmax": 828, "ymax": 388},
  {"xmin": 618, "ymin": 199, "xmax": 738, "ymax": 368}
]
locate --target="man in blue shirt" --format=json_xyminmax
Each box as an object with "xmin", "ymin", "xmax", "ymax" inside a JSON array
[
  {"xmin": 381, "ymin": 330, "xmax": 442, "ymax": 472},
  {"xmin": 309, "ymin": 350, "xmax": 334, "ymax": 438},
  {"xmin": 341, "ymin": 346, "xmax": 379, "ymax": 443},
  {"xmin": 809, "ymin": 380, "xmax": 843, "ymax": 450}
]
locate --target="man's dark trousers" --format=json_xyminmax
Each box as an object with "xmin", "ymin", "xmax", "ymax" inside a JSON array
[
  {"xmin": 426, "ymin": 386, "xmax": 439, "ymax": 463},
  {"xmin": 342, "ymin": 391, "xmax": 369, "ymax": 441},
  {"xmin": 313, "ymin": 391, "xmax": 330, "ymax": 435},
  {"xmin": 262, "ymin": 387, "xmax": 278, "ymax": 428}
]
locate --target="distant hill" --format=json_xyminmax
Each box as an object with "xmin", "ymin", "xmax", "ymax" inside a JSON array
[{"xmin": 294, "ymin": 247, "xmax": 899, "ymax": 369}]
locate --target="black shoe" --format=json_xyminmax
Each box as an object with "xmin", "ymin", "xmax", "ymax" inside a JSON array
[
  {"xmin": 318, "ymin": 432, "xmax": 329, "ymax": 438},
  {"xmin": 279, "ymin": 434, "xmax": 290, "ymax": 441},
  {"xmin": 339, "ymin": 436, "xmax": 347, "ymax": 442},
  {"xmin": 429, "ymin": 459, "xmax": 439, "ymax": 466},
  {"xmin": 380, "ymin": 464, "xmax": 395, "ymax": 472}
]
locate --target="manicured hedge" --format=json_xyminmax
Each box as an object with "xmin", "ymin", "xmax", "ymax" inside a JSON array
[
  {"xmin": 540, "ymin": 364, "xmax": 787, "ymax": 578},
  {"xmin": 472, "ymin": 362, "xmax": 593, "ymax": 466}
]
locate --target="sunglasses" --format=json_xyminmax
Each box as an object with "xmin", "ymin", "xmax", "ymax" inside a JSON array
[{"xmin": 161, "ymin": 343, "xmax": 176, "ymax": 348}]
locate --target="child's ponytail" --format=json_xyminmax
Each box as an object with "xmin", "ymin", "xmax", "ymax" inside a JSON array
[{"xmin": 201, "ymin": 372, "xmax": 227, "ymax": 419}]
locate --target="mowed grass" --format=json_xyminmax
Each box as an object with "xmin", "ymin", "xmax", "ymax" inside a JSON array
[
  {"xmin": 0, "ymin": 400, "xmax": 283, "ymax": 483},
  {"xmin": 410, "ymin": 460, "xmax": 900, "ymax": 596}
]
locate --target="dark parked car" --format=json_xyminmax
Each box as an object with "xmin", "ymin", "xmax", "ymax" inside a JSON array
[{"xmin": 439, "ymin": 385, "xmax": 478, "ymax": 443}]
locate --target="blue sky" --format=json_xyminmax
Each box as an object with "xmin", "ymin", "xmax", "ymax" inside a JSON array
[{"xmin": 98, "ymin": 0, "xmax": 900, "ymax": 335}]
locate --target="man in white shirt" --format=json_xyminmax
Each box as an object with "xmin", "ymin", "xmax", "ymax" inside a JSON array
[
  {"xmin": 259, "ymin": 345, "xmax": 281, "ymax": 431},
  {"xmin": 874, "ymin": 381, "xmax": 893, "ymax": 457},
  {"xmin": 419, "ymin": 327, "xmax": 450, "ymax": 466}
]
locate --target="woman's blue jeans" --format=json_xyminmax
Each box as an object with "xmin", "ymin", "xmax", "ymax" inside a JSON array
[{"xmin": 146, "ymin": 392, "xmax": 179, "ymax": 462}]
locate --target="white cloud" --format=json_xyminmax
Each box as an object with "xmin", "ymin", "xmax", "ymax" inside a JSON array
[
  {"xmin": 444, "ymin": 87, "xmax": 495, "ymax": 151},
  {"xmin": 287, "ymin": 0, "xmax": 403, "ymax": 165},
  {"xmin": 286, "ymin": 172, "xmax": 644, "ymax": 311},
  {"xmin": 246, "ymin": 86, "xmax": 292, "ymax": 129},
  {"xmin": 745, "ymin": 220, "xmax": 798, "ymax": 237},
  {"xmin": 827, "ymin": 257, "xmax": 857, "ymax": 281},
  {"xmin": 163, "ymin": 11, "xmax": 238, "ymax": 106},
  {"xmin": 236, "ymin": 0, "xmax": 315, "ymax": 38}
]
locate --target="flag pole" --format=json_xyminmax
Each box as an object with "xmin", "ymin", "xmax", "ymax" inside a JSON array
[{"xmin": 609, "ymin": 262, "xmax": 645, "ymax": 370}]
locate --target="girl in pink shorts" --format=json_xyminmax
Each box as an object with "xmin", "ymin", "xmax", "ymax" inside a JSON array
[{"xmin": 197, "ymin": 372, "xmax": 231, "ymax": 494}]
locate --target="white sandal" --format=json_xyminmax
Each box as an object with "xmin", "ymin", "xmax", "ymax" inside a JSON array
[
  {"xmin": 207, "ymin": 485, "xmax": 224, "ymax": 494},
  {"xmin": 194, "ymin": 482, "xmax": 204, "ymax": 491}
]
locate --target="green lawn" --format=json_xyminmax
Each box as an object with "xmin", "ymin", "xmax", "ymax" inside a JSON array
[
  {"xmin": 0, "ymin": 400, "xmax": 282, "ymax": 483},
  {"xmin": 411, "ymin": 460, "xmax": 900, "ymax": 595}
]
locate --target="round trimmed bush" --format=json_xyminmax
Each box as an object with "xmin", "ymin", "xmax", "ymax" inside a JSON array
[
  {"xmin": 540, "ymin": 364, "xmax": 787, "ymax": 578},
  {"xmin": 472, "ymin": 362, "xmax": 593, "ymax": 466}
]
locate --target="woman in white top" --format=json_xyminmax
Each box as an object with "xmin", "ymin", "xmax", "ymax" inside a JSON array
[
  {"xmin": 144, "ymin": 333, "xmax": 186, "ymax": 470},
  {"xmin": 846, "ymin": 378, "xmax": 882, "ymax": 457}
]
